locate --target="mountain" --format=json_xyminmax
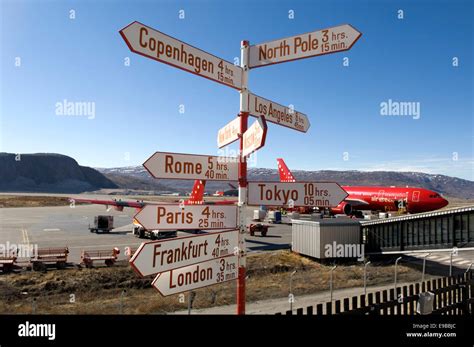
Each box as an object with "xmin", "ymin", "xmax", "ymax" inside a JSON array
[
  {"xmin": 98, "ymin": 165, "xmax": 474, "ymax": 199},
  {"xmin": 0, "ymin": 153, "xmax": 118, "ymax": 193},
  {"xmin": 2, "ymin": 152, "xmax": 471, "ymax": 199}
]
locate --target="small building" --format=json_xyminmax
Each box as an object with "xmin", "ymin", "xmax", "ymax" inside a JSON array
[{"xmin": 292, "ymin": 219, "xmax": 362, "ymax": 259}]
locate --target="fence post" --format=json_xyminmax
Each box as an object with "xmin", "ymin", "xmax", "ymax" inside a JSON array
[
  {"xmin": 330, "ymin": 265, "xmax": 337, "ymax": 302},
  {"xmin": 364, "ymin": 261, "xmax": 371, "ymax": 295},
  {"xmin": 316, "ymin": 304, "xmax": 323, "ymax": 315},
  {"xmin": 422, "ymin": 253, "xmax": 430, "ymax": 283},
  {"xmin": 394, "ymin": 257, "xmax": 402, "ymax": 292}
]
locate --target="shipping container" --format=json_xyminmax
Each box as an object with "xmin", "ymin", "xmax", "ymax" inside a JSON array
[{"xmin": 292, "ymin": 219, "xmax": 362, "ymax": 259}]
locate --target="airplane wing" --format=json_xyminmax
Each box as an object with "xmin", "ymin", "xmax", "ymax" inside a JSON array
[
  {"xmin": 69, "ymin": 198, "xmax": 146, "ymax": 211},
  {"xmin": 69, "ymin": 180, "xmax": 236, "ymax": 211},
  {"xmin": 344, "ymin": 198, "xmax": 369, "ymax": 206}
]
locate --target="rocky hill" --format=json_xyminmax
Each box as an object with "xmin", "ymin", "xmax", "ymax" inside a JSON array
[
  {"xmin": 1, "ymin": 153, "xmax": 471, "ymax": 199},
  {"xmin": 0, "ymin": 153, "xmax": 117, "ymax": 193}
]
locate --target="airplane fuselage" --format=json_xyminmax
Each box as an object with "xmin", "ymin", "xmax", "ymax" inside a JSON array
[{"xmin": 343, "ymin": 186, "xmax": 448, "ymax": 214}]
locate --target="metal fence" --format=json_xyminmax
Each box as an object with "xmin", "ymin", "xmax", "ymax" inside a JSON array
[
  {"xmin": 278, "ymin": 271, "xmax": 474, "ymax": 315},
  {"xmin": 362, "ymin": 206, "xmax": 474, "ymax": 252}
]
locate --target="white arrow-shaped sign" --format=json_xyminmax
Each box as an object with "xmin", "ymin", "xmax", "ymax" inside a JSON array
[
  {"xmin": 217, "ymin": 116, "xmax": 241, "ymax": 148},
  {"xmin": 247, "ymin": 181, "xmax": 348, "ymax": 207},
  {"xmin": 248, "ymin": 93, "xmax": 310, "ymax": 133},
  {"xmin": 152, "ymin": 255, "xmax": 238, "ymax": 296},
  {"xmin": 242, "ymin": 116, "xmax": 267, "ymax": 157},
  {"xmin": 249, "ymin": 24, "xmax": 362, "ymax": 68},
  {"xmin": 143, "ymin": 151, "xmax": 239, "ymax": 181},
  {"xmin": 134, "ymin": 204, "xmax": 238, "ymax": 231},
  {"xmin": 120, "ymin": 21, "xmax": 243, "ymax": 90},
  {"xmin": 130, "ymin": 230, "xmax": 239, "ymax": 277}
]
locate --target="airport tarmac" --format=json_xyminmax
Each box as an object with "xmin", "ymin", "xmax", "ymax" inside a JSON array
[
  {"xmin": 1, "ymin": 195, "xmax": 472, "ymax": 270},
  {"xmin": 0, "ymin": 204, "xmax": 292, "ymax": 263}
]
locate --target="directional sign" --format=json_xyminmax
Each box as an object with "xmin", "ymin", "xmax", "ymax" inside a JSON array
[
  {"xmin": 242, "ymin": 116, "xmax": 267, "ymax": 157},
  {"xmin": 249, "ymin": 24, "xmax": 362, "ymax": 68},
  {"xmin": 247, "ymin": 181, "xmax": 348, "ymax": 207},
  {"xmin": 130, "ymin": 230, "xmax": 238, "ymax": 277},
  {"xmin": 135, "ymin": 204, "xmax": 238, "ymax": 231},
  {"xmin": 120, "ymin": 21, "xmax": 242, "ymax": 90},
  {"xmin": 248, "ymin": 93, "xmax": 310, "ymax": 133},
  {"xmin": 217, "ymin": 117, "xmax": 241, "ymax": 148},
  {"xmin": 143, "ymin": 152, "xmax": 238, "ymax": 181},
  {"xmin": 152, "ymin": 255, "xmax": 238, "ymax": 296}
]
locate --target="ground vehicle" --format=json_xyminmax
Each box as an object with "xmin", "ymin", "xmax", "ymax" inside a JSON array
[
  {"xmin": 31, "ymin": 247, "xmax": 69, "ymax": 271},
  {"xmin": 132, "ymin": 225, "xmax": 177, "ymax": 240},
  {"xmin": 89, "ymin": 215, "xmax": 114, "ymax": 233},
  {"xmin": 0, "ymin": 256, "xmax": 16, "ymax": 273},
  {"xmin": 248, "ymin": 223, "xmax": 268, "ymax": 237},
  {"xmin": 81, "ymin": 247, "xmax": 120, "ymax": 268}
]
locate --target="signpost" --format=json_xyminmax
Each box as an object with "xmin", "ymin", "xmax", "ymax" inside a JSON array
[
  {"xmin": 143, "ymin": 152, "xmax": 239, "ymax": 181},
  {"xmin": 248, "ymin": 93, "xmax": 310, "ymax": 133},
  {"xmin": 249, "ymin": 24, "xmax": 362, "ymax": 68},
  {"xmin": 247, "ymin": 181, "xmax": 348, "ymax": 207},
  {"xmin": 242, "ymin": 116, "xmax": 267, "ymax": 157},
  {"xmin": 130, "ymin": 230, "xmax": 238, "ymax": 277},
  {"xmin": 152, "ymin": 255, "xmax": 238, "ymax": 296},
  {"xmin": 217, "ymin": 117, "xmax": 241, "ymax": 148},
  {"xmin": 120, "ymin": 21, "xmax": 242, "ymax": 90},
  {"xmin": 120, "ymin": 19, "xmax": 362, "ymax": 315},
  {"xmin": 134, "ymin": 204, "xmax": 238, "ymax": 231}
]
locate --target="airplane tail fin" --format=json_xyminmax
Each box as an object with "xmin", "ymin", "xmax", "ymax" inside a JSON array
[
  {"xmin": 277, "ymin": 158, "xmax": 296, "ymax": 182},
  {"xmin": 188, "ymin": 180, "xmax": 205, "ymax": 204}
]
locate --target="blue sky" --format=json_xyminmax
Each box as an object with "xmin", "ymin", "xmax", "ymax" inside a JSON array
[{"xmin": 1, "ymin": 0, "xmax": 473, "ymax": 180}]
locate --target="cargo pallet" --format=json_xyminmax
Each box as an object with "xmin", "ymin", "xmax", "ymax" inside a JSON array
[
  {"xmin": 31, "ymin": 247, "xmax": 69, "ymax": 271},
  {"xmin": 0, "ymin": 256, "xmax": 17, "ymax": 273},
  {"xmin": 81, "ymin": 247, "xmax": 120, "ymax": 268}
]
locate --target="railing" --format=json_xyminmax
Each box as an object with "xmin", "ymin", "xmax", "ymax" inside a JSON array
[{"xmin": 278, "ymin": 271, "xmax": 474, "ymax": 315}]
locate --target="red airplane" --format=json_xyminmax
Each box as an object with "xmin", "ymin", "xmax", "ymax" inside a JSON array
[
  {"xmin": 212, "ymin": 183, "xmax": 238, "ymax": 197},
  {"xmin": 71, "ymin": 179, "xmax": 235, "ymax": 214},
  {"xmin": 276, "ymin": 158, "xmax": 449, "ymax": 215}
]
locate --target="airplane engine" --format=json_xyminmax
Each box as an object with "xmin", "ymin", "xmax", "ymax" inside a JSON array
[
  {"xmin": 330, "ymin": 202, "xmax": 352, "ymax": 215},
  {"xmin": 114, "ymin": 206, "xmax": 124, "ymax": 212}
]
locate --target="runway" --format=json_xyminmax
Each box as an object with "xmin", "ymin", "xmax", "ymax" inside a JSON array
[{"xmin": 0, "ymin": 204, "xmax": 292, "ymax": 263}]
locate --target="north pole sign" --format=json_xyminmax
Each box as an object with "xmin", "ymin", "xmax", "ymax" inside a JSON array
[
  {"xmin": 134, "ymin": 205, "xmax": 238, "ymax": 231},
  {"xmin": 120, "ymin": 21, "xmax": 243, "ymax": 90},
  {"xmin": 248, "ymin": 93, "xmax": 310, "ymax": 133},
  {"xmin": 152, "ymin": 255, "xmax": 238, "ymax": 296},
  {"xmin": 247, "ymin": 181, "xmax": 348, "ymax": 207},
  {"xmin": 249, "ymin": 24, "xmax": 362, "ymax": 68},
  {"xmin": 143, "ymin": 152, "xmax": 239, "ymax": 181},
  {"xmin": 130, "ymin": 230, "xmax": 238, "ymax": 277}
]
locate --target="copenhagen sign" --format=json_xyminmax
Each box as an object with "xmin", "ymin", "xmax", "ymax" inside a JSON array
[{"xmin": 120, "ymin": 21, "xmax": 243, "ymax": 90}]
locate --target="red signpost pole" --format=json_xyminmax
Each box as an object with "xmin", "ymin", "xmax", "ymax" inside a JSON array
[
  {"xmin": 237, "ymin": 111, "xmax": 248, "ymax": 315},
  {"xmin": 237, "ymin": 40, "xmax": 250, "ymax": 315}
]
